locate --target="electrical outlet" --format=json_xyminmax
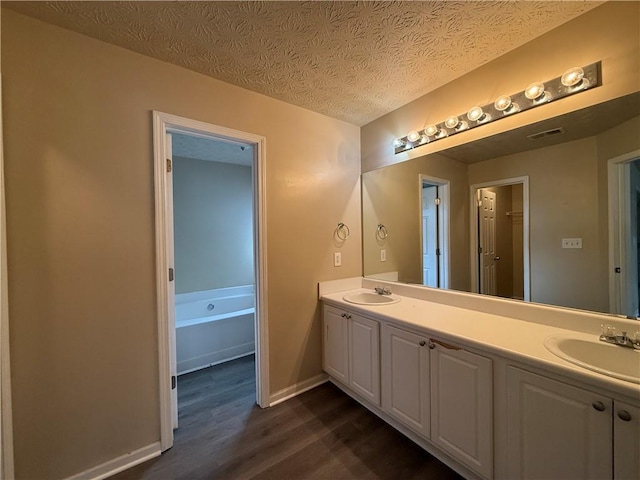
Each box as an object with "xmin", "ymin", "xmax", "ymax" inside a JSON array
[
  {"xmin": 380, "ymin": 249, "xmax": 386, "ymax": 262},
  {"xmin": 333, "ymin": 252, "xmax": 342, "ymax": 267},
  {"xmin": 562, "ymin": 238, "xmax": 583, "ymax": 249}
]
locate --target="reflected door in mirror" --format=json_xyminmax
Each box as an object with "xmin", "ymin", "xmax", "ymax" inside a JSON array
[
  {"xmin": 422, "ymin": 185, "xmax": 439, "ymax": 287},
  {"xmin": 479, "ymin": 189, "xmax": 497, "ymax": 296}
]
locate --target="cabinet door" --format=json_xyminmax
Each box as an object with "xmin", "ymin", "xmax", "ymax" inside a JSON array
[
  {"xmin": 349, "ymin": 314, "xmax": 380, "ymax": 405},
  {"xmin": 381, "ymin": 324, "xmax": 430, "ymax": 437},
  {"xmin": 506, "ymin": 366, "xmax": 612, "ymax": 480},
  {"xmin": 430, "ymin": 340, "xmax": 493, "ymax": 479},
  {"xmin": 614, "ymin": 401, "xmax": 640, "ymax": 480},
  {"xmin": 322, "ymin": 305, "xmax": 349, "ymax": 384}
]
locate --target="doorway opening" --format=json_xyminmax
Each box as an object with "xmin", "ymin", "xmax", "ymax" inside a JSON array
[
  {"xmin": 171, "ymin": 132, "xmax": 256, "ymax": 415},
  {"xmin": 471, "ymin": 177, "xmax": 530, "ymax": 301},
  {"xmin": 609, "ymin": 152, "xmax": 640, "ymax": 317},
  {"xmin": 153, "ymin": 112, "xmax": 269, "ymax": 452},
  {"xmin": 419, "ymin": 176, "xmax": 450, "ymax": 289}
]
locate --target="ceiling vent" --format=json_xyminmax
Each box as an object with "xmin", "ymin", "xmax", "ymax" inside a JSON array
[{"xmin": 527, "ymin": 127, "xmax": 566, "ymax": 140}]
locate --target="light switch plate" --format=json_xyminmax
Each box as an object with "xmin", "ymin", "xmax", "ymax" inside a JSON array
[
  {"xmin": 380, "ymin": 249, "xmax": 386, "ymax": 262},
  {"xmin": 333, "ymin": 252, "xmax": 342, "ymax": 267}
]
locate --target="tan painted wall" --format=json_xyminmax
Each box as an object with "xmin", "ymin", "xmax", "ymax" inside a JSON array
[
  {"xmin": 362, "ymin": 1, "xmax": 640, "ymax": 173},
  {"xmin": 362, "ymin": 153, "xmax": 470, "ymax": 290},
  {"xmin": 173, "ymin": 157, "xmax": 254, "ymax": 294},
  {"xmin": 469, "ymin": 137, "xmax": 606, "ymax": 312},
  {"xmin": 1, "ymin": 10, "xmax": 361, "ymax": 480}
]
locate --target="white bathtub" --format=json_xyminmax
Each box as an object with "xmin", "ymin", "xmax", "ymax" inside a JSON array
[{"xmin": 175, "ymin": 285, "xmax": 255, "ymax": 375}]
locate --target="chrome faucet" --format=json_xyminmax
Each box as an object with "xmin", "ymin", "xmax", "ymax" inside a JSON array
[
  {"xmin": 374, "ymin": 285, "xmax": 392, "ymax": 296},
  {"xmin": 599, "ymin": 324, "xmax": 640, "ymax": 350}
]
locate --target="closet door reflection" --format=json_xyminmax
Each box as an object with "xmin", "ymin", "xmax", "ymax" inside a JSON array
[{"xmin": 475, "ymin": 181, "xmax": 526, "ymax": 301}]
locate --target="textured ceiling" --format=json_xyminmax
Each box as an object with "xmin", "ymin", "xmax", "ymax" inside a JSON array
[
  {"xmin": 172, "ymin": 133, "xmax": 254, "ymax": 166},
  {"xmin": 5, "ymin": 1, "xmax": 603, "ymax": 125}
]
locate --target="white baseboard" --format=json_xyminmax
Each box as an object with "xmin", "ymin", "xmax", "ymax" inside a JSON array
[
  {"xmin": 177, "ymin": 342, "xmax": 255, "ymax": 375},
  {"xmin": 269, "ymin": 373, "xmax": 328, "ymax": 407},
  {"xmin": 65, "ymin": 442, "xmax": 161, "ymax": 480},
  {"xmin": 178, "ymin": 350, "xmax": 255, "ymax": 376}
]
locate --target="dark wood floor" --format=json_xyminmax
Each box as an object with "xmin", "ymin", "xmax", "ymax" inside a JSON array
[{"xmin": 111, "ymin": 355, "xmax": 464, "ymax": 479}]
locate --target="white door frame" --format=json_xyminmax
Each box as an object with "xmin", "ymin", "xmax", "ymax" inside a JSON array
[
  {"xmin": 153, "ymin": 111, "xmax": 269, "ymax": 451},
  {"xmin": 418, "ymin": 175, "xmax": 450, "ymax": 289},
  {"xmin": 608, "ymin": 149, "xmax": 640, "ymax": 316},
  {"xmin": 470, "ymin": 176, "xmax": 530, "ymax": 301},
  {"xmin": 0, "ymin": 76, "xmax": 15, "ymax": 480}
]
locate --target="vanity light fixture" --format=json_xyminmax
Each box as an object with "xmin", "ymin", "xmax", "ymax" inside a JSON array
[
  {"xmin": 424, "ymin": 124, "xmax": 439, "ymax": 136},
  {"xmin": 493, "ymin": 95, "xmax": 518, "ymax": 114},
  {"xmin": 524, "ymin": 81, "xmax": 546, "ymax": 101},
  {"xmin": 444, "ymin": 115, "xmax": 459, "ymax": 129},
  {"xmin": 394, "ymin": 61, "xmax": 601, "ymax": 154},
  {"xmin": 467, "ymin": 106, "xmax": 490, "ymax": 123},
  {"xmin": 561, "ymin": 66, "xmax": 588, "ymax": 89},
  {"xmin": 407, "ymin": 130, "xmax": 421, "ymax": 142}
]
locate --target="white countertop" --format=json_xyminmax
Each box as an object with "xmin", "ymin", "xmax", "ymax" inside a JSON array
[{"xmin": 321, "ymin": 287, "xmax": 640, "ymax": 401}]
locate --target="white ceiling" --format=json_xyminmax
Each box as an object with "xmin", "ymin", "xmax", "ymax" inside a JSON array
[
  {"xmin": 172, "ymin": 133, "xmax": 254, "ymax": 166},
  {"xmin": 5, "ymin": 1, "xmax": 603, "ymax": 126}
]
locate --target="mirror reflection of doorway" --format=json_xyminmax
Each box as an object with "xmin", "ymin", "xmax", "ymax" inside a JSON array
[
  {"xmin": 473, "ymin": 178, "xmax": 529, "ymax": 301},
  {"xmin": 420, "ymin": 176, "xmax": 449, "ymax": 289},
  {"xmin": 614, "ymin": 156, "xmax": 640, "ymax": 317}
]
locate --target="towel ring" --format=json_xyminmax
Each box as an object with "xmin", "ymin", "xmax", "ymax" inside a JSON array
[
  {"xmin": 377, "ymin": 224, "xmax": 388, "ymax": 240},
  {"xmin": 336, "ymin": 222, "xmax": 350, "ymax": 241}
]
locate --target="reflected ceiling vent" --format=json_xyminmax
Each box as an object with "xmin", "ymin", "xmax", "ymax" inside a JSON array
[{"xmin": 527, "ymin": 127, "xmax": 566, "ymax": 140}]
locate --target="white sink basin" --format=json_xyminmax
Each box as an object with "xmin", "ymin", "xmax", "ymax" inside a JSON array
[
  {"xmin": 342, "ymin": 292, "xmax": 400, "ymax": 306},
  {"xmin": 544, "ymin": 334, "xmax": 640, "ymax": 384}
]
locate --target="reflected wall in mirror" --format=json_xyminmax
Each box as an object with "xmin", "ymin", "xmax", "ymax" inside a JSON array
[{"xmin": 362, "ymin": 92, "xmax": 640, "ymax": 316}]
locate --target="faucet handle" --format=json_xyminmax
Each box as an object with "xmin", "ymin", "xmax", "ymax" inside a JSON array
[{"xmin": 600, "ymin": 324, "xmax": 616, "ymax": 339}]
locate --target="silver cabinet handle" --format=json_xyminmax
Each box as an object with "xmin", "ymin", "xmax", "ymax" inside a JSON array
[
  {"xmin": 419, "ymin": 340, "xmax": 426, "ymax": 346},
  {"xmin": 618, "ymin": 410, "xmax": 632, "ymax": 422},
  {"xmin": 429, "ymin": 338, "xmax": 462, "ymax": 351},
  {"xmin": 592, "ymin": 401, "xmax": 606, "ymax": 412}
]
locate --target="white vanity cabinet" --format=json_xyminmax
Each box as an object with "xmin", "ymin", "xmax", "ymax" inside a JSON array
[
  {"xmin": 348, "ymin": 313, "xmax": 380, "ymax": 405},
  {"xmin": 322, "ymin": 304, "xmax": 349, "ymax": 384},
  {"xmin": 381, "ymin": 324, "xmax": 494, "ymax": 478},
  {"xmin": 322, "ymin": 304, "xmax": 381, "ymax": 405},
  {"xmin": 614, "ymin": 401, "xmax": 640, "ymax": 480},
  {"xmin": 381, "ymin": 324, "xmax": 431, "ymax": 437},
  {"xmin": 429, "ymin": 339, "xmax": 493, "ymax": 479},
  {"xmin": 506, "ymin": 366, "xmax": 640, "ymax": 480}
]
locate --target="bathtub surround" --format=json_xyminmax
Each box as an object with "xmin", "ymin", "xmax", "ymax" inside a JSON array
[{"xmin": 175, "ymin": 286, "xmax": 255, "ymax": 375}]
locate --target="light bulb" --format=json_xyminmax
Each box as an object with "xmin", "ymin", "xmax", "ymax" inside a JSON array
[
  {"xmin": 561, "ymin": 67, "xmax": 586, "ymax": 88},
  {"xmin": 419, "ymin": 134, "xmax": 429, "ymax": 145},
  {"xmin": 494, "ymin": 95, "xmax": 512, "ymax": 112},
  {"xmin": 445, "ymin": 116, "xmax": 459, "ymax": 129},
  {"xmin": 525, "ymin": 82, "xmax": 545, "ymax": 100},
  {"xmin": 424, "ymin": 124, "xmax": 439, "ymax": 136},
  {"xmin": 467, "ymin": 106, "xmax": 484, "ymax": 122},
  {"xmin": 393, "ymin": 138, "xmax": 406, "ymax": 148},
  {"xmin": 407, "ymin": 130, "xmax": 421, "ymax": 142}
]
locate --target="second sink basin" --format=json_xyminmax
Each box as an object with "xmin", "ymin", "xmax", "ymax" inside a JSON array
[
  {"xmin": 343, "ymin": 292, "xmax": 400, "ymax": 306},
  {"xmin": 544, "ymin": 334, "xmax": 640, "ymax": 384}
]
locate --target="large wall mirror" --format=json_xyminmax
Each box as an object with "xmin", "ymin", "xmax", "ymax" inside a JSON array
[{"xmin": 363, "ymin": 92, "xmax": 640, "ymax": 317}]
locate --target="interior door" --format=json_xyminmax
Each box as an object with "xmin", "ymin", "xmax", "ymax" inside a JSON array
[
  {"xmin": 166, "ymin": 132, "xmax": 178, "ymax": 429},
  {"xmin": 478, "ymin": 189, "xmax": 497, "ymax": 295},
  {"xmin": 422, "ymin": 185, "xmax": 439, "ymax": 287}
]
